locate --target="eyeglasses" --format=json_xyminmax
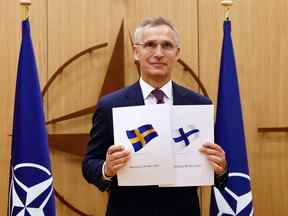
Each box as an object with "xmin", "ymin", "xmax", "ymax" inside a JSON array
[{"xmin": 135, "ymin": 40, "xmax": 178, "ymax": 53}]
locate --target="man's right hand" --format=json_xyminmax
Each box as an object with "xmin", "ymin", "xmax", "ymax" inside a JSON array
[{"xmin": 104, "ymin": 145, "xmax": 131, "ymax": 177}]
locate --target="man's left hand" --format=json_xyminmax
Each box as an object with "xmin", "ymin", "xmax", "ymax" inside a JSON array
[{"xmin": 199, "ymin": 143, "xmax": 227, "ymax": 175}]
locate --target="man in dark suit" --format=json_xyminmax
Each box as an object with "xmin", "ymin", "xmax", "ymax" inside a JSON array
[{"xmin": 82, "ymin": 16, "xmax": 227, "ymax": 216}]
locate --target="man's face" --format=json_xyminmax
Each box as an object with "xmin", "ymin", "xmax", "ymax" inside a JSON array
[{"xmin": 133, "ymin": 25, "xmax": 180, "ymax": 84}]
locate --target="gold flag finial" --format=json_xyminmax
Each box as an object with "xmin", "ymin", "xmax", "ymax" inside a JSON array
[
  {"xmin": 20, "ymin": 0, "xmax": 31, "ymax": 20},
  {"xmin": 221, "ymin": 0, "xmax": 233, "ymax": 20}
]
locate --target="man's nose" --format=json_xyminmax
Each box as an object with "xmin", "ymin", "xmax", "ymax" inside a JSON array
[{"xmin": 153, "ymin": 45, "xmax": 164, "ymax": 57}]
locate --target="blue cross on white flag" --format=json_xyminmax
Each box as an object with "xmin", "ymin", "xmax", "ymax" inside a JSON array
[
  {"xmin": 173, "ymin": 126, "xmax": 200, "ymax": 146},
  {"xmin": 209, "ymin": 20, "xmax": 253, "ymax": 216},
  {"xmin": 8, "ymin": 19, "xmax": 56, "ymax": 216}
]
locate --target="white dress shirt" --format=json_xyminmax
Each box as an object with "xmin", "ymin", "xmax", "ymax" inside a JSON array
[{"xmin": 139, "ymin": 78, "xmax": 173, "ymax": 105}]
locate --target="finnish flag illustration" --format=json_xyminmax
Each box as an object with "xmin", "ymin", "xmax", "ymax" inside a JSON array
[{"xmin": 172, "ymin": 125, "xmax": 200, "ymax": 148}]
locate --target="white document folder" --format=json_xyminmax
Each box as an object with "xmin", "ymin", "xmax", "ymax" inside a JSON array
[{"xmin": 113, "ymin": 105, "xmax": 214, "ymax": 186}]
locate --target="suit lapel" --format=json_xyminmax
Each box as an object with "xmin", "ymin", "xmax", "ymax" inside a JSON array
[
  {"xmin": 172, "ymin": 81, "xmax": 187, "ymax": 105},
  {"xmin": 125, "ymin": 81, "xmax": 145, "ymax": 106}
]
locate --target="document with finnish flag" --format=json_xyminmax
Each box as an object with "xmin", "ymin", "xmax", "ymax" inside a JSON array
[
  {"xmin": 170, "ymin": 105, "xmax": 214, "ymax": 186},
  {"xmin": 113, "ymin": 105, "xmax": 214, "ymax": 186}
]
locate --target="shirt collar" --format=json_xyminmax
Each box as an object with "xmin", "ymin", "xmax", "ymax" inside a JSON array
[{"xmin": 139, "ymin": 78, "xmax": 172, "ymax": 100}]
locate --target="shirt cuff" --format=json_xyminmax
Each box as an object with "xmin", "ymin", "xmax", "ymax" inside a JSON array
[{"xmin": 102, "ymin": 161, "xmax": 113, "ymax": 181}]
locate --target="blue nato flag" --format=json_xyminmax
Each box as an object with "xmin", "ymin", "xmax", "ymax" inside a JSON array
[
  {"xmin": 8, "ymin": 19, "xmax": 56, "ymax": 216},
  {"xmin": 210, "ymin": 20, "xmax": 253, "ymax": 216}
]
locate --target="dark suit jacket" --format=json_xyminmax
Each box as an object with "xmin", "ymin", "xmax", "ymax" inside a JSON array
[{"xmin": 82, "ymin": 81, "xmax": 224, "ymax": 216}]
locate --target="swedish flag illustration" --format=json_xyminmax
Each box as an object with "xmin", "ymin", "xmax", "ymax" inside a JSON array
[{"xmin": 126, "ymin": 124, "xmax": 159, "ymax": 152}]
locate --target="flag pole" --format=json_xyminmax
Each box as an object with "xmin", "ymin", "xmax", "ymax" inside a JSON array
[
  {"xmin": 20, "ymin": 0, "xmax": 31, "ymax": 20},
  {"xmin": 221, "ymin": 0, "xmax": 233, "ymax": 20}
]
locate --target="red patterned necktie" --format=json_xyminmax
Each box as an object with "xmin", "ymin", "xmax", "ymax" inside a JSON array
[{"xmin": 151, "ymin": 88, "xmax": 165, "ymax": 104}]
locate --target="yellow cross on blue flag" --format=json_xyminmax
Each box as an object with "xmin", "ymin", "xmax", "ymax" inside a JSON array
[{"xmin": 126, "ymin": 124, "xmax": 159, "ymax": 152}]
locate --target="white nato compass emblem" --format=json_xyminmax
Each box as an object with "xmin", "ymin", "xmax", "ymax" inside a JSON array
[
  {"xmin": 213, "ymin": 172, "xmax": 253, "ymax": 216},
  {"xmin": 9, "ymin": 163, "xmax": 54, "ymax": 216}
]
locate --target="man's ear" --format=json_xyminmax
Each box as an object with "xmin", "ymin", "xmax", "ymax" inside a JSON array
[
  {"xmin": 133, "ymin": 46, "xmax": 140, "ymax": 61},
  {"xmin": 175, "ymin": 47, "xmax": 180, "ymax": 61}
]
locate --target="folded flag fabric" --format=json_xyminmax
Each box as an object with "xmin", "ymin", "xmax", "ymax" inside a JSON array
[
  {"xmin": 210, "ymin": 20, "xmax": 253, "ymax": 216},
  {"xmin": 8, "ymin": 19, "xmax": 56, "ymax": 216},
  {"xmin": 126, "ymin": 124, "xmax": 158, "ymax": 152}
]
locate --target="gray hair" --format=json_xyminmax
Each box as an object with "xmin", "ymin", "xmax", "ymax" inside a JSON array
[{"xmin": 133, "ymin": 16, "xmax": 180, "ymax": 47}]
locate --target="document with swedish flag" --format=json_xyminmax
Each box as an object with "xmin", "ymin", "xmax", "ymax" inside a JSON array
[{"xmin": 113, "ymin": 105, "xmax": 175, "ymax": 186}]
